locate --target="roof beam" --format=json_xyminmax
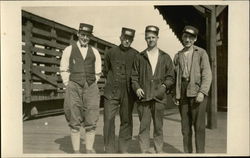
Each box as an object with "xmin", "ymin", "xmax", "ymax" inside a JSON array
[
  {"xmin": 202, "ymin": 5, "xmax": 214, "ymax": 11},
  {"xmin": 216, "ymin": 6, "xmax": 227, "ymax": 16},
  {"xmin": 193, "ymin": 6, "xmax": 206, "ymax": 14}
]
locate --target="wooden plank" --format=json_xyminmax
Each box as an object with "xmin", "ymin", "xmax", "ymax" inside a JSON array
[
  {"xmin": 202, "ymin": 5, "xmax": 213, "ymax": 11},
  {"xmin": 207, "ymin": 6, "xmax": 217, "ymax": 129},
  {"xmin": 31, "ymin": 67, "xmax": 58, "ymax": 86},
  {"xmin": 23, "ymin": 20, "xmax": 33, "ymax": 103},
  {"xmin": 193, "ymin": 6, "xmax": 206, "ymax": 15},
  {"xmin": 32, "ymin": 27, "xmax": 51, "ymax": 38},
  {"xmin": 31, "ymin": 37, "xmax": 66, "ymax": 50},
  {"xmin": 31, "ymin": 47, "xmax": 62, "ymax": 57},
  {"xmin": 91, "ymin": 36, "xmax": 116, "ymax": 48},
  {"xmin": 30, "ymin": 94, "xmax": 64, "ymax": 102},
  {"xmin": 54, "ymin": 22, "xmax": 77, "ymax": 35},
  {"xmin": 32, "ymin": 75, "xmax": 62, "ymax": 82},
  {"xmin": 22, "ymin": 11, "xmax": 54, "ymax": 28},
  {"xmin": 33, "ymin": 65, "xmax": 60, "ymax": 73},
  {"xmin": 33, "ymin": 27, "xmax": 71, "ymax": 45},
  {"xmin": 32, "ymin": 55, "xmax": 60, "ymax": 65},
  {"xmin": 31, "ymin": 83, "xmax": 64, "ymax": 90},
  {"xmin": 56, "ymin": 36, "xmax": 71, "ymax": 45},
  {"xmin": 22, "ymin": 45, "xmax": 27, "ymax": 51},
  {"xmin": 216, "ymin": 6, "xmax": 227, "ymax": 17},
  {"xmin": 50, "ymin": 27, "xmax": 60, "ymax": 85}
]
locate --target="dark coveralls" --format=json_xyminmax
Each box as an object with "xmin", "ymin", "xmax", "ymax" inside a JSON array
[
  {"xmin": 131, "ymin": 50, "xmax": 175, "ymax": 153},
  {"xmin": 103, "ymin": 45, "xmax": 138, "ymax": 153}
]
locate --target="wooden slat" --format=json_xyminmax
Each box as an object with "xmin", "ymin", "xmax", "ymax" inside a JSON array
[
  {"xmin": 33, "ymin": 65, "xmax": 59, "ymax": 73},
  {"xmin": 56, "ymin": 36, "xmax": 71, "ymax": 45},
  {"xmin": 54, "ymin": 22, "xmax": 77, "ymax": 35},
  {"xmin": 32, "ymin": 27, "xmax": 51, "ymax": 38},
  {"xmin": 31, "ymin": 37, "xmax": 66, "ymax": 50},
  {"xmin": 22, "ymin": 45, "xmax": 27, "ymax": 51},
  {"xmin": 31, "ymin": 47, "xmax": 62, "ymax": 57},
  {"xmin": 32, "ymin": 55, "xmax": 60, "ymax": 65},
  {"xmin": 31, "ymin": 67, "xmax": 58, "ymax": 86},
  {"xmin": 31, "ymin": 83, "xmax": 64, "ymax": 90},
  {"xmin": 30, "ymin": 94, "xmax": 64, "ymax": 102},
  {"xmin": 33, "ymin": 27, "xmax": 71, "ymax": 45},
  {"xmin": 22, "ymin": 11, "xmax": 54, "ymax": 27},
  {"xmin": 31, "ymin": 75, "xmax": 62, "ymax": 82},
  {"xmin": 91, "ymin": 36, "xmax": 116, "ymax": 48}
]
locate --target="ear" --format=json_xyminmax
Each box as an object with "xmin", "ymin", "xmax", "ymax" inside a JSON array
[{"xmin": 194, "ymin": 36, "xmax": 197, "ymax": 42}]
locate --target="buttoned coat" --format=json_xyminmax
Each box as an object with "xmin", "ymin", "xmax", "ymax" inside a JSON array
[
  {"xmin": 103, "ymin": 45, "xmax": 138, "ymax": 99},
  {"xmin": 131, "ymin": 49, "xmax": 175, "ymax": 104}
]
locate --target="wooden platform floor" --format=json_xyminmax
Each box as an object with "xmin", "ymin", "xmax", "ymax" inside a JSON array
[{"xmin": 23, "ymin": 107, "xmax": 227, "ymax": 154}]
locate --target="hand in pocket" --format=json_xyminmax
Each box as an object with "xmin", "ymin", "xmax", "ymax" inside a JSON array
[{"xmin": 155, "ymin": 85, "xmax": 166, "ymax": 100}]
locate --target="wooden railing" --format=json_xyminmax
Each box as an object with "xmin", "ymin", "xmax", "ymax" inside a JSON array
[{"xmin": 22, "ymin": 10, "xmax": 116, "ymax": 104}]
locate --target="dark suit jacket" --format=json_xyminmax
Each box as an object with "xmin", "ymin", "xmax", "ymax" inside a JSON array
[
  {"xmin": 131, "ymin": 48, "xmax": 175, "ymax": 104},
  {"xmin": 103, "ymin": 45, "xmax": 138, "ymax": 99}
]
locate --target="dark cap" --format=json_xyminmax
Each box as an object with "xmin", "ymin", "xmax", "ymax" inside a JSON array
[
  {"xmin": 182, "ymin": 25, "xmax": 199, "ymax": 36},
  {"xmin": 145, "ymin": 25, "xmax": 159, "ymax": 35},
  {"xmin": 121, "ymin": 27, "xmax": 136, "ymax": 37},
  {"xmin": 79, "ymin": 23, "xmax": 93, "ymax": 35}
]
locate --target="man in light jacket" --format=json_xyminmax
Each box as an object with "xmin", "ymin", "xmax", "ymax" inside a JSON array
[{"xmin": 173, "ymin": 25, "xmax": 212, "ymax": 153}]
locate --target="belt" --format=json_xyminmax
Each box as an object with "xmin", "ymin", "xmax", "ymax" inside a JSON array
[{"xmin": 181, "ymin": 77, "xmax": 189, "ymax": 82}]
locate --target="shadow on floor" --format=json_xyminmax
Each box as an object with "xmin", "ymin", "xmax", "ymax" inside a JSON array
[{"xmin": 55, "ymin": 134, "xmax": 182, "ymax": 154}]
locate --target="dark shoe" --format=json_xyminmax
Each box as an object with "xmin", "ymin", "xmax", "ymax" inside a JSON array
[
  {"xmin": 119, "ymin": 151, "xmax": 129, "ymax": 154},
  {"xmin": 86, "ymin": 149, "xmax": 96, "ymax": 154},
  {"xmin": 74, "ymin": 150, "xmax": 81, "ymax": 154}
]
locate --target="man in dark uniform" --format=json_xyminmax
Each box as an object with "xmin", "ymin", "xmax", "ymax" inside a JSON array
[
  {"xmin": 173, "ymin": 25, "xmax": 212, "ymax": 153},
  {"xmin": 103, "ymin": 27, "xmax": 138, "ymax": 153},
  {"xmin": 60, "ymin": 23, "xmax": 102, "ymax": 153},
  {"xmin": 131, "ymin": 25, "xmax": 175, "ymax": 153}
]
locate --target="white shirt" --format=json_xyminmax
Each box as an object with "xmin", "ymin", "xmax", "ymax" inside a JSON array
[
  {"xmin": 60, "ymin": 41, "xmax": 102, "ymax": 86},
  {"xmin": 183, "ymin": 48, "xmax": 193, "ymax": 77},
  {"xmin": 147, "ymin": 48, "xmax": 159, "ymax": 75}
]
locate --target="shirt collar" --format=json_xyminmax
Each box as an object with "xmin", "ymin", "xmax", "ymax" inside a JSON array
[{"xmin": 77, "ymin": 41, "xmax": 88, "ymax": 48}]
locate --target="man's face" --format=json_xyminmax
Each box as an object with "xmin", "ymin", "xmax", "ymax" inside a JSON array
[
  {"xmin": 145, "ymin": 32, "xmax": 158, "ymax": 48},
  {"xmin": 77, "ymin": 32, "xmax": 91, "ymax": 47},
  {"xmin": 181, "ymin": 32, "xmax": 197, "ymax": 48},
  {"xmin": 120, "ymin": 35, "xmax": 133, "ymax": 48}
]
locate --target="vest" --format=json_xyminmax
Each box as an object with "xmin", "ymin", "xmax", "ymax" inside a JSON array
[{"xmin": 69, "ymin": 42, "xmax": 96, "ymax": 86}]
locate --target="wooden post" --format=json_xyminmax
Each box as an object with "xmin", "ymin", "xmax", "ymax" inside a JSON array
[
  {"xmin": 206, "ymin": 6, "xmax": 218, "ymax": 129},
  {"xmin": 51, "ymin": 26, "xmax": 57, "ymax": 95},
  {"xmin": 24, "ymin": 20, "xmax": 33, "ymax": 103}
]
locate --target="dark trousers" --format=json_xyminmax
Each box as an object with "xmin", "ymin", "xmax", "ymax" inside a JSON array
[
  {"xmin": 179, "ymin": 80, "xmax": 207, "ymax": 153},
  {"xmin": 103, "ymin": 90, "xmax": 134, "ymax": 153},
  {"xmin": 137, "ymin": 100, "xmax": 165, "ymax": 153}
]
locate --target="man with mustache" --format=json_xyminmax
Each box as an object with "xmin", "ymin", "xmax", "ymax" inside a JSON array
[{"xmin": 60, "ymin": 23, "xmax": 102, "ymax": 153}]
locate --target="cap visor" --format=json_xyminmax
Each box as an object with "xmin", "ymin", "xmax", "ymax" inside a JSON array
[{"xmin": 78, "ymin": 30, "xmax": 93, "ymax": 36}]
